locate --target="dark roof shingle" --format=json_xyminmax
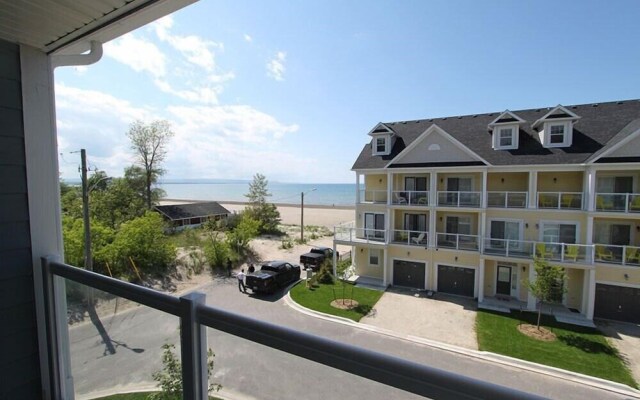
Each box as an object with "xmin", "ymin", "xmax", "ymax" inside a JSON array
[{"xmin": 154, "ymin": 202, "xmax": 229, "ymax": 220}]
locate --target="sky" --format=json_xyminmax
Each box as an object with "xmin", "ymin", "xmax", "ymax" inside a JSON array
[{"xmin": 54, "ymin": 0, "xmax": 640, "ymax": 183}]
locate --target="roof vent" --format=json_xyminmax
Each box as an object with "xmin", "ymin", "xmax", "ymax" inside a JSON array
[
  {"xmin": 572, "ymin": 106, "xmax": 577, "ymax": 109},
  {"xmin": 429, "ymin": 119, "xmax": 433, "ymax": 122},
  {"xmin": 472, "ymin": 115, "xmax": 477, "ymax": 118},
  {"xmin": 457, "ymin": 116, "xmax": 462, "ymax": 119},
  {"xmin": 401, "ymin": 121, "xmax": 406, "ymax": 124},
  {"xmin": 415, "ymin": 120, "xmax": 420, "ymax": 123},
  {"xmin": 592, "ymin": 104, "xmax": 598, "ymax": 107},
  {"xmin": 617, "ymin": 101, "xmax": 624, "ymax": 104},
  {"xmin": 535, "ymin": 109, "xmax": 540, "ymax": 112},
  {"xmin": 443, "ymin": 117, "xmax": 447, "ymax": 120}
]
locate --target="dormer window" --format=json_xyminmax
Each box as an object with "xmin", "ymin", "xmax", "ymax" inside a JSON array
[
  {"xmin": 531, "ymin": 105, "xmax": 580, "ymax": 148},
  {"xmin": 368, "ymin": 122, "xmax": 395, "ymax": 156},
  {"xmin": 488, "ymin": 111, "xmax": 524, "ymax": 151}
]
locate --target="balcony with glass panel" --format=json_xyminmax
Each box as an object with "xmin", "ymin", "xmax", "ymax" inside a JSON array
[
  {"xmin": 594, "ymin": 174, "xmax": 639, "ymax": 213},
  {"xmin": 359, "ymin": 174, "xmax": 388, "ymax": 204},
  {"xmin": 391, "ymin": 174, "xmax": 430, "ymax": 206},
  {"xmin": 391, "ymin": 210, "xmax": 429, "ymax": 246},
  {"xmin": 436, "ymin": 174, "xmax": 482, "ymax": 208},
  {"xmin": 536, "ymin": 172, "xmax": 584, "ymax": 210},
  {"xmin": 486, "ymin": 172, "xmax": 529, "ymax": 208},
  {"xmin": 537, "ymin": 192, "xmax": 584, "ymax": 210}
]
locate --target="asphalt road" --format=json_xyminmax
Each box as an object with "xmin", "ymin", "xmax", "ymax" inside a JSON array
[{"xmin": 69, "ymin": 277, "xmax": 636, "ymax": 400}]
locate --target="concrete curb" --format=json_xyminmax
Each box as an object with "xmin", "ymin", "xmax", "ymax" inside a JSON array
[{"xmin": 284, "ymin": 292, "xmax": 640, "ymax": 399}]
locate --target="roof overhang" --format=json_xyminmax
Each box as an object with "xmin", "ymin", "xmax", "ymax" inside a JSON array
[{"xmin": 0, "ymin": 0, "xmax": 197, "ymax": 55}]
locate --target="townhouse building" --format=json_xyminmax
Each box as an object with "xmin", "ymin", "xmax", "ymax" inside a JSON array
[{"xmin": 334, "ymin": 100, "xmax": 640, "ymax": 325}]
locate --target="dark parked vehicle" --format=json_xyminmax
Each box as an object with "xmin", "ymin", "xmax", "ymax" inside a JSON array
[
  {"xmin": 245, "ymin": 261, "xmax": 301, "ymax": 294},
  {"xmin": 299, "ymin": 247, "xmax": 336, "ymax": 270}
]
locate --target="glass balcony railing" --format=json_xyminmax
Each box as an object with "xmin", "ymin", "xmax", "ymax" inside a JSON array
[
  {"xmin": 594, "ymin": 244, "xmax": 640, "ymax": 266},
  {"xmin": 334, "ymin": 226, "xmax": 386, "ymax": 243},
  {"xmin": 436, "ymin": 232, "xmax": 479, "ymax": 251},
  {"xmin": 595, "ymin": 193, "xmax": 640, "ymax": 213},
  {"xmin": 391, "ymin": 229, "xmax": 428, "ymax": 245},
  {"xmin": 486, "ymin": 191, "xmax": 528, "ymax": 208},
  {"xmin": 391, "ymin": 190, "xmax": 429, "ymax": 206},
  {"xmin": 358, "ymin": 189, "xmax": 387, "ymax": 203},
  {"xmin": 40, "ymin": 259, "xmax": 544, "ymax": 400},
  {"xmin": 437, "ymin": 191, "xmax": 482, "ymax": 207},
  {"xmin": 537, "ymin": 192, "xmax": 583, "ymax": 210},
  {"xmin": 482, "ymin": 239, "xmax": 594, "ymax": 263}
]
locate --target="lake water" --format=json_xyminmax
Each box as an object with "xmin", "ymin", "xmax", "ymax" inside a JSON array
[{"xmin": 158, "ymin": 182, "xmax": 356, "ymax": 206}]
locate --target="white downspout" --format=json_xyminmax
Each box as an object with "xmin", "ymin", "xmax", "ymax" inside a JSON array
[{"xmin": 51, "ymin": 41, "xmax": 103, "ymax": 68}]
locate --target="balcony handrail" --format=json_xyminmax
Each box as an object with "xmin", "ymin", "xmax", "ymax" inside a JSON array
[
  {"xmin": 391, "ymin": 190, "xmax": 429, "ymax": 206},
  {"xmin": 537, "ymin": 191, "xmax": 584, "ymax": 210},
  {"xmin": 41, "ymin": 258, "xmax": 544, "ymax": 400},
  {"xmin": 486, "ymin": 191, "xmax": 528, "ymax": 208}
]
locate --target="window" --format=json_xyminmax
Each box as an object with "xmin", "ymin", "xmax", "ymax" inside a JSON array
[
  {"xmin": 490, "ymin": 220, "xmax": 522, "ymax": 248},
  {"xmin": 364, "ymin": 213, "xmax": 385, "ymax": 239},
  {"xmin": 446, "ymin": 216, "xmax": 472, "ymax": 235},
  {"xmin": 549, "ymin": 124, "xmax": 564, "ymax": 144},
  {"xmin": 492, "ymin": 124, "xmax": 518, "ymax": 150},
  {"xmin": 542, "ymin": 121, "xmax": 572, "ymax": 147},
  {"xmin": 376, "ymin": 137, "xmax": 386, "ymax": 153},
  {"xmin": 499, "ymin": 128, "xmax": 513, "ymax": 147},
  {"xmin": 369, "ymin": 249, "xmax": 381, "ymax": 266},
  {"xmin": 542, "ymin": 222, "xmax": 577, "ymax": 244}
]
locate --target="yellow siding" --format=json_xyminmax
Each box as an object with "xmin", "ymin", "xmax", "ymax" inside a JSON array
[
  {"xmin": 365, "ymin": 174, "xmax": 387, "ymax": 191},
  {"xmin": 392, "ymin": 173, "xmax": 430, "ymax": 191},
  {"xmin": 393, "ymin": 210, "xmax": 430, "ymax": 229},
  {"xmin": 484, "ymin": 261, "xmax": 496, "ymax": 296},
  {"xmin": 486, "ymin": 172, "xmax": 528, "ymax": 191},
  {"xmin": 566, "ymin": 268, "xmax": 584, "ymax": 309},
  {"xmin": 435, "ymin": 211, "xmax": 480, "ymax": 233},
  {"xmin": 436, "ymin": 172, "xmax": 483, "ymax": 191},
  {"xmin": 596, "ymin": 265, "xmax": 640, "ymax": 285},
  {"xmin": 355, "ymin": 205, "xmax": 386, "ymax": 229},
  {"xmin": 354, "ymin": 246, "xmax": 384, "ymax": 279},
  {"xmin": 518, "ymin": 263, "xmax": 530, "ymax": 301},
  {"xmin": 537, "ymin": 171, "xmax": 584, "ymax": 192},
  {"xmin": 485, "ymin": 210, "xmax": 588, "ymax": 242}
]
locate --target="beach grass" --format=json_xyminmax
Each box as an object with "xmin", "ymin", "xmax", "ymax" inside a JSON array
[{"xmin": 476, "ymin": 309, "xmax": 637, "ymax": 388}]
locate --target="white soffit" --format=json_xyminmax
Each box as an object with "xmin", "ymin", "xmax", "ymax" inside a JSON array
[{"xmin": 0, "ymin": 0, "xmax": 197, "ymax": 54}]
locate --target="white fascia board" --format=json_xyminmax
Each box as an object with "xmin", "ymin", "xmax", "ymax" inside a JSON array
[
  {"xmin": 488, "ymin": 110, "xmax": 526, "ymax": 128},
  {"xmin": 531, "ymin": 105, "xmax": 581, "ymax": 129},
  {"xmin": 367, "ymin": 122, "xmax": 393, "ymax": 137},
  {"xmin": 587, "ymin": 127, "xmax": 640, "ymax": 164},
  {"xmin": 384, "ymin": 124, "xmax": 490, "ymax": 168},
  {"xmin": 47, "ymin": 0, "xmax": 197, "ymax": 54}
]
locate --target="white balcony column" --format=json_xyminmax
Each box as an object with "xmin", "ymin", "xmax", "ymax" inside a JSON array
[
  {"xmin": 385, "ymin": 209, "xmax": 390, "ymax": 244},
  {"xmin": 585, "ymin": 167, "xmax": 596, "ymax": 211},
  {"xmin": 428, "ymin": 211, "xmax": 437, "ymax": 248},
  {"xmin": 585, "ymin": 269, "xmax": 596, "ymax": 320},
  {"xmin": 355, "ymin": 172, "xmax": 361, "ymax": 204},
  {"xmin": 479, "ymin": 212, "xmax": 486, "ymax": 253},
  {"xmin": 430, "ymin": 172, "xmax": 437, "ymax": 207},
  {"xmin": 527, "ymin": 262, "xmax": 537, "ymax": 310},
  {"xmin": 528, "ymin": 171, "xmax": 537, "ymax": 208},
  {"xmin": 478, "ymin": 259, "xmax": 485, "ymax": 302},
  {"xmin": 387, "ymin": 171, "xmax": 393, "ymax": 205},
  {"xmin": 382, "ymin": 248, "xmax": 389, "ymax": 286},
  {"xmin": 586, "ymin": 216, "xmax": 594, "ymax": 245},
  {"xmin": 481, "ymin": 169, "xmax": 488, "ymax": 208}
]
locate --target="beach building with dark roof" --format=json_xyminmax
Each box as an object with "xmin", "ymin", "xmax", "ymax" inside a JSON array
[
  {"xmin": 154, "ymin": 202, "xmax": 230, "ymax": 230},
  {"xmin": 335, "ymin": 99, "xmax": 640, "ymax": 325}
]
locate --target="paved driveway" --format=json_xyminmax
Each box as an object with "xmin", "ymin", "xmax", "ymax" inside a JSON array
[
  {"xmin": 597, "ymin": 320, "xmax": 640, "ymax": 384},
  {"xmin": 360, "ymin": 288, "xmax": 478, "ymax": 350}
]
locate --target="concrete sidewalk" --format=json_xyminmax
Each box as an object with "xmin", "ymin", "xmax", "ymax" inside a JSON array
[{"xmin": 284, "ymin": 292, "xmax": 640, "ymax": 399}]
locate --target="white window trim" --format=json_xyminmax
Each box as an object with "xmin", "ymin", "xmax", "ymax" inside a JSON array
[
  {"xmin": 542, "ymin": 121, "xmax": 572, "ymax": 148},
  {"xmin": 539, "ymin": 220, "xmax": 580, "ymax": 243},
  {"xmin": 494, "ymin": 262, "xmax": 520, "ymax": 298},
  {"xmin": 372, "ymin": 135, "xmax": 390, "ymax": 156},
  {"xmin": 368, "ymin": 248, "xmax": 381, "ymax": 266},
  {"xmin": 492, "ymin": 123, "xmax": 519, "ymax": 150}
]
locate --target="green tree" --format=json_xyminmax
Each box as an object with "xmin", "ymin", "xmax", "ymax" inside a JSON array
[
  {"xmin": 203, "ymin": 232, "xmax": 231, "ymax": 270},
  {"xmin": 108, "ymin": 212, "xmax": 175, "ymax": 276},
  {"xmin": 62, "ymin": 216, "xmax": 115, "ymax": 273},
  {"xmin": 90, "ymin": 176, "xmax": 147, "ymax": 229},
  {"xmin": 60, "ymin": 181, "xmax": 82, "ymax": 219},
  {"xmin": 126, "ymin": 120, "xmax": 174, "ymax": 209},
  {"xmin": 244, "ymin": 173, "xmax": 281, "ymax": 234},
  {"xmin": 526, "ymin": 258, "xmax": 567, "ymax": 329},
  {"xmin": 225, "ymin": 213, "xmax": 260, "ymax": 251},
  {"xmin": 148, "ymin": 343, "xmax": 221, "ymax": 400}
]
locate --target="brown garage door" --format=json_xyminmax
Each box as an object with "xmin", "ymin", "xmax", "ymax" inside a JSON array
[
  {"xmin": 594, "ymin": 284, "xmax": 640, "ymax": 324},
  {"xmin": 393, "ymin": 260, "xmax": 426, "ymax": 289},
  {"xmin": 438, "ymin": 265, "xmax": 475, "ymax": 297}
]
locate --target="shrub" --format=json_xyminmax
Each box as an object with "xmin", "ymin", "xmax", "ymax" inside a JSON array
[
  {"xmin": 204, "ymin": 232, "xmax": 231, "ymax": 270},
  {"xmin": 280, "ymin": 237, "xmax": 293, "ymax": 249}
]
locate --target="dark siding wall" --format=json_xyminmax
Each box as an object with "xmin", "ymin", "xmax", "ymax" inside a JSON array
[{"xmin": 0, "ymin": 39, "xmax": 41, "ymax": 399}]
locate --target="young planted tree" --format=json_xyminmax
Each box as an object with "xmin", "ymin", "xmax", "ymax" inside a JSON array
[
  {"xmin": 126, "ymin": 120, "xmax": 174, "ymax": 209},
  {"xmin": 526, "ymin": 258, "xmax": 567, "ymax": 329},
  {"xmin": 244, "ymin": 173, "xmax": 281, "ymax": 234}
]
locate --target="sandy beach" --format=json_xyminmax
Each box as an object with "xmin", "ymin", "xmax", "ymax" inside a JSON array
[{"xmin": 161, "ymin": 199, "xmax": 355, "ymax": 229}]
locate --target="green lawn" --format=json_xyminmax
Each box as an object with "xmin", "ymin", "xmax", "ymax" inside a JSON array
[
  {"xmin": 290, "ymin": 281, "xmax": 383, "ymax": 322},
  {"xmin": 476, "ymin": 309, "xmax": 637, "ymax": 388}
]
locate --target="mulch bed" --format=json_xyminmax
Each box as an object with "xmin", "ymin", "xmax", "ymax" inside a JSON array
[
  {"xmin": 517, "ymin": 323, "xmax": 557, "ymax": 341},
  {"xmin": 330, "ymin": 299, "xmax": 359, "ymax": 310}
]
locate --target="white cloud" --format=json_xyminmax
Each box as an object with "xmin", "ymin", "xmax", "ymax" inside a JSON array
[
  {"xmin": 154, "ymin": 79, "xmax": 222, "ymax": 105},
  {"xmin": 244, "ymin": 34, "xmax": 253, "ymax": 42},
  {"xmin": 104, "ymin": 33, "xmax": 166, "ymax": 78},
  {"xmin": 266, "ymin": 51, "xmax": 286, "ymax": 81}
]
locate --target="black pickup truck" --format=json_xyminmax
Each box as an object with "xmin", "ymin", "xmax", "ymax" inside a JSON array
[
  {"xmin": 245, "ymin": 261, "xmax": 301, "ymax": 294},
  {"xmin": 299, "ymin": 247, "xmax": 336, "ymax": 270}
]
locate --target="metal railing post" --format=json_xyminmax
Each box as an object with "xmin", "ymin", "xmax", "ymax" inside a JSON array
[{"xmin": 180, "ymin": 292, "xmax": 207, "ymax": 400}]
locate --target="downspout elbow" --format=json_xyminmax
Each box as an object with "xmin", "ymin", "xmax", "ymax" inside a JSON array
[{"xmin": 51, "ymin": 41, "xmax": 103, "ymax": 69}]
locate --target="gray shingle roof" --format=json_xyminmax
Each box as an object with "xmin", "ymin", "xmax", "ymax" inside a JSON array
[
  {"xmin": 352, "ymin": 99, "xmax": 640, "ymax": 170},
  {"xmin": 154, "ymin": 202, "xmax": 229, "ymax": 221}
]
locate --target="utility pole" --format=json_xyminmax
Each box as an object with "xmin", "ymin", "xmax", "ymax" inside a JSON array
[{"xmin": 81, "ymin": 149, "xmax": 92, "ymax": 273}]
